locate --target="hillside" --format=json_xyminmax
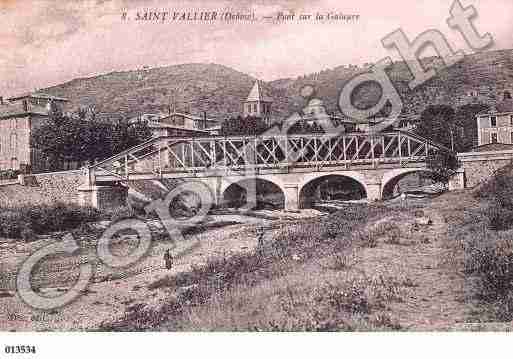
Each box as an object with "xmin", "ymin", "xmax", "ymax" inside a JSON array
[
  {"xmin": 40, "ymin": 49, "xmax": 513, "ymax": 122},
  {"xmin": 43, "ymin": 63, "xmax": 266, "ymax": 121},
  {"xmin": 272, "ymin": 49, "xmax": 513, "ymax": 121}
]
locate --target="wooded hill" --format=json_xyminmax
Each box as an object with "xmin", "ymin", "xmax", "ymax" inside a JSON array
[{"xmin": 40, "ymin": 49, "xmax": 513, "ymax": 122}]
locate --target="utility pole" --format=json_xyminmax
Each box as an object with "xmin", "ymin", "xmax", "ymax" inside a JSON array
[{"xmin": 450, "ymin": 126, "xmax": 455, "ymax": 151}]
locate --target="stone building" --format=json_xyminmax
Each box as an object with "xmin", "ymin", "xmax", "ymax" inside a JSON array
[
  {"xmin": 164, "ymin": 112, "xmax": 219, "ymax": 133},
  {"xmin": 0, "ymin": 93, "xmax": 68, "ymax": 172},
  {"xmin": 128, "ymin": 112, "xmax": 220, "ymax": 136},
  {"xmin": 243, "ymin": 81, "xmax": 273, "ymax": 125},
  {"xmin": 476, "ymin": 95, "xmax": 513, "ymax": 146},
  {"xmin": 300, "ymin": 98, "xmax": 356, "ymax": 133}
]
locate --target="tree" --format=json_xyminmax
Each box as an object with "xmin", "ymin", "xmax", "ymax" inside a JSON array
[
  {"xmin": 220, "ymin": 116, "xmax": 268, "ymax": 136},
  {"xmin": 454, "ymin": 103, "xmax": 490, "ymax": 151},
  {"xmin": 425, "ymin": 149, "xmax": 460, "ymax": 183},
  {"xmin": 31, "ymin": 111, "xmax": 152, "ymax": 171},
  {"xmin": 415, "ymin": 105, "xmax": 460, "ymax": 151}
]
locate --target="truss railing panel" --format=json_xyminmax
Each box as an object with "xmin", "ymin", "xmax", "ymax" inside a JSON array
[{"xmin": 87, "ymin": 131, "xmax": 448, "ymax": 182}]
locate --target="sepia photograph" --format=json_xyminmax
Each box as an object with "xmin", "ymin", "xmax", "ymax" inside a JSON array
[{"xmin": 1, "ymin": 0, "xmax": 513, "ymax": 356}]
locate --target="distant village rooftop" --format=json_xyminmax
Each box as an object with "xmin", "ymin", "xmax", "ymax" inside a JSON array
[
  {"xmin": 0, "ymin": 102, "xmax": 49, "ymax": 119},
  {"xmin": 162, "ymin": 111, "xmax": 218, "ymax": 123},
  {"xmin": 6, "ymin": 92, "xmax": 69, "ymax": 102}
]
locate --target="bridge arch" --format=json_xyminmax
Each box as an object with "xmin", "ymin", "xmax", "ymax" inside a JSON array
[
  {"xmin": 381, "ymin": 168, "xmax": 434, "ymax": 199},
  {"xmin": 299, "ymin": 173, "xmax": 367, "ymax": 208},
  {"xmin": 221, "ymin": 177, "xmax": 285, "ymax": 210}
]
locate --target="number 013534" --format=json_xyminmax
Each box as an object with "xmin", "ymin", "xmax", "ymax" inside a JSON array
[{"xmin": 4, "ymin": 345, "xmax": 37, "ymax": 354}]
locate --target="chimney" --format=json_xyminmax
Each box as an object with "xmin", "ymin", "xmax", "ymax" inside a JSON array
[{"xmin": 0, "ymin": 97, "xmax": 3, "ymax": 105}]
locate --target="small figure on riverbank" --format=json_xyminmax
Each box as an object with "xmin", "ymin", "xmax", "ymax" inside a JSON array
[
  {"xmin": 401, "ymin": 192, "xmax": 408, "ymax": 208},
  {"xmin": 256, "ymin": 226, "xmax": 265, "ymax": 254},
  {"xmin": 164, "ymin": 249, "xmax": 173, "ymax": 270}
]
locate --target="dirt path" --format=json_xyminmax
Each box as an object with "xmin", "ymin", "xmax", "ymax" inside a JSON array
[{"xmin": 357, "ymin": 204, "xmax": 472, "ymax": 330}]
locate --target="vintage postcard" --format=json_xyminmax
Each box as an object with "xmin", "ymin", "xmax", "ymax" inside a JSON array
[{"xmin": 1, "ymin": 0, "xmax": 513, "ymax": 356}]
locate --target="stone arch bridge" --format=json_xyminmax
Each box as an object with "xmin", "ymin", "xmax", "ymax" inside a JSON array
[{"xmin": 79, "ymin": 130, "xmax": 450, "ymax": 211}]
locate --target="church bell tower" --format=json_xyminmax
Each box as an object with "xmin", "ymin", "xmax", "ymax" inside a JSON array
[{"xmin": 243, "ymin": 81, "xmax": 273, "ymax": 124}]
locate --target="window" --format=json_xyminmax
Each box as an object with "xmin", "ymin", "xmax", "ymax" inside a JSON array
[
  {"xmin": 10, "ymin": 133, "xmax": 17, "ymax": 152},
  {"xmin": 491, "ymin": 132, "xmax": 498, "ymax": 144},
  {"xmin": 505, "ymin": 91, "xmax": 512, "ymax": 100},
  {"xmin": 511, "ymin": 132, "xmax": 513, "ymax": 144},
  {"xmin": 510, "ymin": 115, "xmax": 513, "ymax": 126},
  {"xmin": 491, "ymin": 116, "xmax": 497, "ymax": 127},
  {"xmin": 253, "ymin": 103, "xmax": 257, "ymax": 113}
]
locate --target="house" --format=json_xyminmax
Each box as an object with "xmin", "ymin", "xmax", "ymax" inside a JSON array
[
  {"xmin": 476, "ymin": 95, "xmax": 513, "ymax": 146},
  {"xmin": 128, "ymin": 112, "xmax": 220, "ymax": 137},
  {"xmin": 300, "ymin": 98, "xmax": 356, "ymax": 133},
  {"xmin": 164, "ymin": 112, "xmax": 219, "ymax": 131},
  {"xmin": 0, "ymin": 93, "xmax": 68, "ymax": 172}
]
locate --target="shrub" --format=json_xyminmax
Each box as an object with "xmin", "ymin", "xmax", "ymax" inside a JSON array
[
  {"xmin": 474, "ymin": 164, "xmax": 513, "ymax": 230},
  {"xmin": 0, "ymin": 203, "xmax": 101, "ymax": 239},
  {"xmin": 0, "ymin": 169, "xmax": 20, "ymax": 180},
  {"xmin": 104, "ymin": 206, "xmax": 136, "ymax": 222},
  {"xmin": 487, "ymin": 204, "xmax": 513, "ymax": 231},
  {"xmin": 360, "ymin": 231, "xmax": 378, "ymax": 248},
  {"xmin": 465, "ymin": 236, "xmax": 513, "ymax": 299},
  {"xmin": 20, "ymin": 225, "xmax": 36, "ymax": 242},
  {"xmin": 325, "ymin": 253, "xmax": 353, "ymax": 271},
  {"xmin": 0, "ymin": 211, "xmax": 24, "ymax": 238},
  {"xmin": 315, "ymin": 281, "xmax": 370, "ymax": 315}
]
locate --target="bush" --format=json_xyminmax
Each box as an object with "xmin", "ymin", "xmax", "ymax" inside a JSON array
[
  {"xmin": 20, "ymin": 225, "xmax": 36, "ymax": 242},
  {"xmin": 465, "ymin": 236, "xmax": 513, "ymax": 299},
  {"xmin": 487, "ymin": 204, "xmax": 513, "ymax": 231},
  {"xmin": 0, "ymin": 203, "xmax": 101, "ymax": 239},
  {"xmin": 104, "ymin": 206, "xmax": 136, "ymax": 222},
  {"xmin": 0, "ymin": 169, "xmax": 20, "ymax": 180},
  {"xmin": 474, "ymin": 164, "xmax": 513, "ymax": 230},
  {"xmin": 0, "ymin": 211, "xmax": 24, "ymax": 238}
]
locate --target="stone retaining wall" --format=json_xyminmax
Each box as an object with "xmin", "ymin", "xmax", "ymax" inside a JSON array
[
  {"xmin": 23, "ymin": 170, "xmax": 85, "ymax": 205},
  {"xmin": 0, "ymin": 170, "xmax": 85, "ymax": 208},
  {"xmin": 458, "ymin": 150, "xmax": 513, "ymax": 188}
]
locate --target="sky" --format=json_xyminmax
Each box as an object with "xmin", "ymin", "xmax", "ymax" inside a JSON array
[{"xmin": 1, "ymin": 0, "xmax": 512, "ymax": 97}]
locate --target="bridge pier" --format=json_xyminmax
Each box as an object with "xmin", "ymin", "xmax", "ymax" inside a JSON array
[
  {"xmin": 448, "ymin": 168, "xmax": 466, "ymax": 191},
  {"xmin": 366, "ymin": 182, "xmax": 382, "ymax": 202},
  {"xmin": 283, "ymin": 183, "xmax": 300, "ymax": 212},
  {"xmin": 78, "ymin": 184, "xmax": 128, "ymax": 210}
]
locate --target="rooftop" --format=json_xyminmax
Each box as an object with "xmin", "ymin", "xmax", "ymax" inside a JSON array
[
  {"xmin": 6, "ymin": 92, "xmax": 69, "ymax": 102},
  {"xmin": 164, "ymin": 112, "xmax": 218, "ymax": 122},
  {"xmin": 0, "ymin": 102, "xmax": 49, "ymax": 119},
  {"xmin": 246, "ymin": 81, "xmax": 273, "ymax": 102}
]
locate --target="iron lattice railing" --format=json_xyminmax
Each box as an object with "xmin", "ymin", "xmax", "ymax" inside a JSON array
[{"xmin": 86, "ymin": 131, "xmax": 447, "ymax": 183}]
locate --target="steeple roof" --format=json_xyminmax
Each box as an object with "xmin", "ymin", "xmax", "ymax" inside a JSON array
[{"xmin": 246, "ymin": 81, "xmax": 272, "ymax": 102}]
